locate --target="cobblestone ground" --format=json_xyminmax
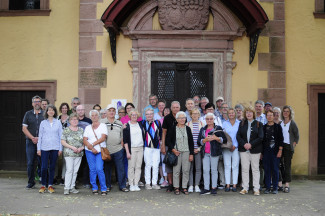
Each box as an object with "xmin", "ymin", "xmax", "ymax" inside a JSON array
[{"xmin": 0, "ymin": 178, "xmax": 324, "ymax": 216}]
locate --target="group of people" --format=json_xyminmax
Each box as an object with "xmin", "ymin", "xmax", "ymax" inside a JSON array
[{"xmin": 23, "ymin": 94, "xmax": 299, "ymax": 197}]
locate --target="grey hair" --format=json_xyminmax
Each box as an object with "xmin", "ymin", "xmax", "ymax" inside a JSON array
[
  {"xmin": 171, "ymin": 101, "xmax": 180, "ymax": 106},
  {"xmin": 273, "ymin": 107, "xmax": 282, "ymax": 120},
  {"xmin": 235, "ymin": 104, "xmax": 244, "ymax": 111},
  {"xmin": 255, "ymin": 100, "xmax": 265, "ymax": 107},
  {"xmin": 221, "ymin": 102, "xmax": 229, "ymax": 107},
  {"xmin": 176, "ymin": 111, "xmax": 186, "ymax": 119},
  {"xmin": 205, "ymin": 112, "xmax": 215, "ymax": 120},
  {"xmin": 100, "ymin": 109, "xmax": 107, "ymax": 114},
  {"xmin": 32, "ymin": 95, "xmax": 42, "ymax": 103},
  {"xmin": 71, "ymin": 97, "xmax": 81, "ymax": 104},
  {"xmin": 89, "ymin": 109, "xmax": 99, "ymax": 117},
  {"xmin": 145, "ymin": 107, "xmax": 154, "ymax": 114},
  {"xmin": 273, "ymin": 107, "xmax": 281, "ymax": 113},
  {"xmin": 201, "ymin": 97, "xmax": 209, "ymax": 102},
  {"xmin": 148, "ymin": 94, "xmax": 158, "ymax": 99}
]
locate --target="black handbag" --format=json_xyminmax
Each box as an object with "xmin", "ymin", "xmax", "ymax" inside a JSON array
[
  {"xmin": 163, "ymin": 150, "xmax": 178, "ymax": 166},
  {"xmin": 163, "ymin": 141, "xmax": 178, "ymax": 166}
]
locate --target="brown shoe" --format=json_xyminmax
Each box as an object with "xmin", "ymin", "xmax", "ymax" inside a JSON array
[
  {"xmin": 239, "ymin": 189, "xmax": 248, "ymax": 195},
  {"xmin": 254, "ymin": 191, "xmax": 260, "ymax": 196},
  {"xmin": 39, "ymin": 186, "xmax": 46, "ymax": 193},
  {"xmin": 48, "ymin": 186, "xmax": 55, "ymax": 193}
]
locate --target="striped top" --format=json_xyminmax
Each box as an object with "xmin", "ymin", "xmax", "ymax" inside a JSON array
[{"xmin": 192, "ymin": 122, "xmax": 200, "ymax": 149}]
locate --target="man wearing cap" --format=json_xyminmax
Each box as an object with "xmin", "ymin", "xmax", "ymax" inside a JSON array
[
  {"xmin": 215, "ymin": 96, "xmax": 224, "ymax": 118},
  {"xmin": 264, "ymin": 102, "xmax": 273, "ymax": 113},
  {"xmin": 101, "ymin": 104, "xmax": 128, "ymax": 192}
]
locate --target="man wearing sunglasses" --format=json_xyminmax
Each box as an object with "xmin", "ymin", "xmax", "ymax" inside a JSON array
[
  {"xmin": 101, "ymin": 104, "xmax": 128, "ymax": 192},
  {"xmin": 22, "ymin": 95, "xmax": 45, "ymax": 189}
]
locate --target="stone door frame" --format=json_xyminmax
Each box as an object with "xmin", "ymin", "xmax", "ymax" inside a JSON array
[
  {"xmin": 122, "ymin": 0, "xmax": 243, "ymax": 112},
  {"xmin": 307, "ymin": 84, "xmax": 325, "ymax": 175}
]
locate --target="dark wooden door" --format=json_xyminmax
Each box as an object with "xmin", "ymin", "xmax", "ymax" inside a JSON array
[
  {"xmin": 151, "ymin": 62, "xmax": 213, "ymax": 110},
  {"xmin": 0, "ymin": 91, "xmax": 45, "ymax": 170},
  {"xmin": 318, "ymin": 93, "xmax": 325, "ymax": 174}
]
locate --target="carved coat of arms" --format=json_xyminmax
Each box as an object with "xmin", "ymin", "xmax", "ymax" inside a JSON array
[{"xmin": 158, "ymin": 0, "xmax": 210, "ymax": 30}]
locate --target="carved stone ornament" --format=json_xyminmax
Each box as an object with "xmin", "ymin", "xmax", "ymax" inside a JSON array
[{"xmin": 158, "ymin": 0, "xmax": 210, "ymax": 30}]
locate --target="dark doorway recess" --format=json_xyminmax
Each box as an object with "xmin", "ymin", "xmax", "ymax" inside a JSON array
[
  {"xmin": 318, "ymin": 93, "xmax": 325, "ymax": 174},
  {"xmin": 0, "ymin": 91, "xmax": 45, "ymax": 170},
  {"xmin": 151, "ymin": 62, "xmax": 213, "ymax": 109}
]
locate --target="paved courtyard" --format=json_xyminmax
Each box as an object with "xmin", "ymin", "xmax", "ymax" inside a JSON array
[{"xmin": 0, "ymin": 177, "xmax": 324, "ymax": 216}]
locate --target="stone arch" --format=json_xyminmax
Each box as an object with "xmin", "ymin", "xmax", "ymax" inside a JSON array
[{"xmin": 120, "ymin": 0, "xmax": 245, "ymax": 111}]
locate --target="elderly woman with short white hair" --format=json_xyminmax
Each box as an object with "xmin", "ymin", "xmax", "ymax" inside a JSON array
[
  {"xmin": 167, "ymin": 111, "xmax": 194, "ymax": 195},
  {"xmin": 83, "ymin": 110, "xmax": 108, "ymax": 195},
  {"xmin": 198, "ymin": 112, "xmax": 227, "ymax": 196},
  {"xmin": 123, "ymin": 109, "xmax": 145, "ymax": 191}
]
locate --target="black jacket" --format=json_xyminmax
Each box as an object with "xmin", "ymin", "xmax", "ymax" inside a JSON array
[
  {"xmin": 236, "ymin": 120, "xmax": 264, "ymax": 153},
  {"xmin": 167, "ymin": 125, "xmax": 194, "ymax": 155},
  {"xmin": 198, "ymin": 125, "xmax": 227, "ymax": 157},
  {"xmin": 262, "ymin": 123, "xmax": 283, "ymax": 154},
  {"xmin": 123, "ymin": 122, "xmax": 145, "ymax": 154}
]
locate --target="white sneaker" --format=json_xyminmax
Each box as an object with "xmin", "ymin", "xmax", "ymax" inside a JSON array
[
  {"xmin": 134, "ymin": 185, "xmax": 141, "ymax": 191},
  {"xmin": 145, "ymin": 184, "xmax": 152, "ymax": 190},
  {"xmin": 64, "ymin": 189, "xmax": 69, "ymax": 195},
  {"xmin": 129, "ymin": 185, "xmax": 136, "ymax": 192},
  {"xmin": 138, "ymin": 181, "xmax": 144, "ymax": 187},
  {"xmin": 70, "ymin": 188, "xmax": 79, "ymax": 194},
  {"xmin": 188, "ymin": 186, "xmax": 194, "ymax": 193},
  {"xmin": 152, "ymin": 184, "xmax": 161, "ymax": 190},
  {"xmin": 195, "ymin": 185, "xmax": 201, "ymax": 193}
]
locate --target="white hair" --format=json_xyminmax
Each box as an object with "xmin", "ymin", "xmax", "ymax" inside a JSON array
[
  {"xmin": 205, "ymin": 112, "xmax": 215, "ymax": 120},
  {"xmin": 176, "ymin": 111, "xmax": 186, "ymax": 119},
  {"xmin": 89, "ymin": 109, "xmax": 99, "ymax": 117}
]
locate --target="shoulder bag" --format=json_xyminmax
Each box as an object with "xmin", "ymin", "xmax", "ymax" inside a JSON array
[{"xmin": 92, "ymin": 126, "xmax": 111, "ymax": 161}]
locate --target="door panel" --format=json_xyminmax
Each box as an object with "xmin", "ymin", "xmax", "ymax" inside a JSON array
[
  {"xmin": 318, "ymin": 93, "xmax": 325, "ymax": 174},
  {"xmin": 151, "ymin": 62, "xmax": 213, "ymax": 110},
  {"xmin": 0, "ymin": 91, "xmax": 45, "ymax": 170}
]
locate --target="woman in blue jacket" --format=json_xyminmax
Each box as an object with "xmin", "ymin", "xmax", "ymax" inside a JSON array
[{"xmin": 198, "ymin": 112, "xmax": 227, "ymax": 196}]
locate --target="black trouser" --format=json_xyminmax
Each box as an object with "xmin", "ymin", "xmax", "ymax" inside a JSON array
[{"xmin": 281, "ymin": 144, "xmax": 293, "ymax": 183}]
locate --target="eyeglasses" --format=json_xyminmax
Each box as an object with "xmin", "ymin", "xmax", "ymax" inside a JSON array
[
  {"xmin": 177, "ymin": 117, "xmax": 186, "ymax": 120},
  {"xmin": 118, "ymin": 111, "xmax": 126, "ymax": 114},
  {"xmin": 33, "ymin": 100, "xmax": 41, "ymax": 103},
  {"xmin": 110, "ymin": 124, "xmax": 113, "ymax": 130}
]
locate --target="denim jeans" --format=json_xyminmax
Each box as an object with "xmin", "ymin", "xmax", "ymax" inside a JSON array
[
  {"xmin": 41, "ymin": 150, "xmax": 59, "ymax": 186},
  {"xmin": 26, "ymin": 139, "xmax": 41, "ymax": 185},
  {"xmin": 202, "ymin": 154, "xmax": 219, "ymax": 190},
  {"xmin": 104, "ymin": 149, "xmax": 126, "ymax": 190},
  {"xmin": 85, "ymin": 150, "xmax": 107, "ymax": 192},
  {"xmin": 263, "ymin": 147, "xmax": 280, "ymax": 190}
]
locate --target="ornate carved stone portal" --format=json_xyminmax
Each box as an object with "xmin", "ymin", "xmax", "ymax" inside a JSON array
[
  {"xmin": 158, "ymin": 0, "xmax": 210, "ymax": 30},
  {"xmin": 121, "ymin": 0, "xmax": 244, "ymax": 111}
]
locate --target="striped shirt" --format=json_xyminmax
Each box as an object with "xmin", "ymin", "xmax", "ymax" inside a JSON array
[{"xmin": 192, "ymin": 122, "xmax": 200, "ymax": 149}]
